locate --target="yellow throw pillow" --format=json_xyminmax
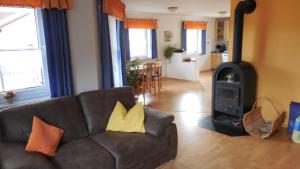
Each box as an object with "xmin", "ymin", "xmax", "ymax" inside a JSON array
[{"xmin": 106, "ymin": 101, "xmax": 145, "ymax": 133}]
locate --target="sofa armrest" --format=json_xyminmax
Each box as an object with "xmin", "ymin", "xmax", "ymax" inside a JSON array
[
  {"xmin": 161, "ymin": 123, "xmax": 178, "ymax": 159},
  {"xmin": 144, "ymin": 107, "xmax": 174, "ymax": 137}
]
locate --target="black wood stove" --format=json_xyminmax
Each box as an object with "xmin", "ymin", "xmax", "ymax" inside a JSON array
[{"xmin": 212, "ymin": 0, "xmax": 257, "ymax": 135}]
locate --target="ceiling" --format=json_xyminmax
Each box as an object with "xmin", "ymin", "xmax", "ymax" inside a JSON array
[{"xmin": 122, "ymin": 0, "xmax": 231, "ymax": 18}]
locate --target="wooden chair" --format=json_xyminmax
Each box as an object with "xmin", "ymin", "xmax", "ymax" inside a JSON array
[
  {"xmin": 136, "ymin": 62, "xmax": 162, "ymax": 103},
  {"xmin": 136, "ymin": 63, "xmax": 154, "ymax": 102},
  {"xmin": 136, "ymin": 64, "xmax": 147, "ymax": 103},
  {"xmin": 146, "ymin": 62, "xmax": 160, "ymax": 94},
  {"xmin": 155, "ymin": 65, "xmax": 163, "ymax": 91},
  {"xmin": 145, "ymin": 63, "xmax": 157, "ymax": 94},
  {"xmin": 151, "ymin": 62, "xmax": 162, "ymax": 92}
]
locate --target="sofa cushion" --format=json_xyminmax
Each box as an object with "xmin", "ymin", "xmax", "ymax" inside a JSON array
[
  {"xmin": 106, "ymin": 101, "xmax": 145, "ymax": 133},
  {"xmin": 0, "ymin": 96, "xmax": 88, "ymax": 144},
  {"xmin": 51, "ymin": 138, "xmax": 115, "ymax": 169},
  {"xmin": 90, "ymin": 132, "xmax": 169, "ymax": 169},
  {"xmin": 26, "ymin": 116, "xmax": 64, "ymax": 156},
  {"xmin": 0, "ymin": 142, "xmax": 55, "ymax": 169},
  {"xmin": 78, "ymin": 87, "xmax": 136, "ymax": 135}
]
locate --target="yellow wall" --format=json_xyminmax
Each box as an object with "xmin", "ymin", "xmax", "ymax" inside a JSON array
[{"xmin": 229, "ymin": 0, "xmax": 300, "ymax": 125}]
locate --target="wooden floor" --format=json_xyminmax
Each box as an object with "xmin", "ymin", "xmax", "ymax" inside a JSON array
[{"xmin": 138, "ymin": 71, "xmax": 299, "ymax": 169}]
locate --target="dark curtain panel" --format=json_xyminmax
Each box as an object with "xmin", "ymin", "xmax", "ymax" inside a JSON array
[
  {"xmin": 42, "ymin": 9, "xmax": 73, "ymax": 97},
  {"xmin": 124, "ymin": 29, "xmax": 131, "ymax": 61},
  {"xmin": 97, "ymin": 0, "xmax": 114, "ymax": 89},
  {"xmin": 181, "ymin": 22, "xmax": 187, "ymax": 51},
  {"xmin": 201, "ymin": 30, "xmax": 207, "ymax": 55},
  {"xmin": 116, "ymin": 20, "xmax": 126, "ymax": 86},
  {"xmin": 151, "ymin": 29, "xmax": 158, "ymax": 59}
]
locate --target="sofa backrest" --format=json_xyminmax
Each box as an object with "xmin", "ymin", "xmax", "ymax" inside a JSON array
[
  {"xmin": 0, "ymin": 96, "xmax": 88, "ymax": 144},
  {"xmin": 78, "ymin": 87, "xmax": 136, "ymax": 135}
]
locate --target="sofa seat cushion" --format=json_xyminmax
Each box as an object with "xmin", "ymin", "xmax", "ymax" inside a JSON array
[
  {"xmin": 90, "ymin": 132, "xmax": 169, "ymax": 169},
  {"xmin": 0, "ymin": 143, "xmax": 55, "ymax": 169},
  {"xmin": 51, "ymin": 138, "xmax": 115, "ymax": 169}
]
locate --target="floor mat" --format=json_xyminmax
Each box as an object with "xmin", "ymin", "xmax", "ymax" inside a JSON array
[{"xmin": 198, "ymin": 115, "xmax": 248, "ymax": 137}]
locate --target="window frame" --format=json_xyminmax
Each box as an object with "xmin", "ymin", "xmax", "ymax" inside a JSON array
[
  {"xmin": 128, "ymin": 28, "xmax": 152, "ymax": 60},
  {"xmin": 0, "ymin": 9, "xmax": 50, "ymax": 107},
  {"xmin": 186, "ymin": 29, "xmax": 203, "ymax": 55}
]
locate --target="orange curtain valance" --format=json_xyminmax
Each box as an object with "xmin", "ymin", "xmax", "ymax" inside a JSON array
[
  {"xmin": 184, "ymin": 21, "xmax": 207, "ymax": 30},
  {"xmin": 103, "ymin": 0, "xmax": 126, "ymax": 20},
  {"xmin": 124, "ymin": 19, "xmax": 158, "ymax": 29},
  {"xmin": 0, "ymin": 0, "xmax": 72, "ymax": 10}
]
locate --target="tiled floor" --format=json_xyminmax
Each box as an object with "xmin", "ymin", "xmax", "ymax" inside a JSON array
[{"xmin": 138, "ymin": 71, "xmax": 299, "ymax": 169}]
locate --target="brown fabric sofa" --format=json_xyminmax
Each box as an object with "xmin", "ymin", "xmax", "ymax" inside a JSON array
[{"xmin": 0, "ymin": 87, "xmax": 177, "ymax": 169}]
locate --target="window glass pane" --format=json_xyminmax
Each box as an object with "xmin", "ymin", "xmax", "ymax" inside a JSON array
[
  {"xmin": 0, "ymin": 7, "xmax": 39, "ymax": 50},
  {"xmin": 147, "ymin": 29, "xmax": 152, "ymax": 58},
  {"xmin": 0, "ymin": 50, "xmax": 44, "ymax": 91},
  {"xmin": 186, "ymin": 29, "xmax": 198, "ymax": 54},
  {"xmin": 129, "ymin": 28, "xmax": 152, "ymax": 59},
  {"xmin": 129, "ymin": 29, "xmax": 147, "ymax": 58},
  {"xmin": 0, "ymin": 7, "xmax": 45, "ymax": 92}
]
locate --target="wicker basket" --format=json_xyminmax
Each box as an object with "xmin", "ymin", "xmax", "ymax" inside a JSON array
[{"xmin": 243, "ymin": 98, "xmax": 286, "ymax": 139}]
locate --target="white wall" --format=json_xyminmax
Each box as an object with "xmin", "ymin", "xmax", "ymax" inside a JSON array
[
  {"xmin": 67, "ymin": 4, "xmax": 216, "ymax": 93},
  {"xmin": 127, "ymin": 11, "xmax": 216, "ymax": 76},
  {"xmin": 67, "ymin": 0, "xmax": 100, "ymax": 94}
]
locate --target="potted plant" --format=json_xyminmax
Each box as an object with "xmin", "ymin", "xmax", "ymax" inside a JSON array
[
  {"xmin": 125, "ymin": 60, "xmax": 141, "ymax": 93},
  {"xmin": 164, "ymin": 46, "xmax": 177, "ymax": 62}
]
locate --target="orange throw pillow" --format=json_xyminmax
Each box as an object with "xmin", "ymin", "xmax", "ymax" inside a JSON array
[{"xmin": 26, "ymin": 116, "xmax": 64, "ymax": 156}]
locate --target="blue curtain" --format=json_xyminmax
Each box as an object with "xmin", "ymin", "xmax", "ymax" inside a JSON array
[
  {"xmin": 42, "ymin": 9, "xmax": 73, "ymax": 97},
  {"xmin": 181, "ymin": 22, "xmax": 187, "ymax": 51},
  {"xmin": 151, "ymin": 29, "xmax": 158, "ymax": 59},
  {"xmin": 97, "ymin": 0, "xmax": 114, "ymax": 89},
  {"xmin": 201, "ymin": 30, "xmax": 207, "ymax": 55},
  {"xmin": 116, "ymin": 20, "xmax": 126, "ymax": 86},
  {"xmin": 124, "ymin": 29, "xmax": 131, "ymax": 61}
]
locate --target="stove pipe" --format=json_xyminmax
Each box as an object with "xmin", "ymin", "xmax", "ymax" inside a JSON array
[{"xmin": 232, "ymin": 0, "xmax": 256, "ymax": 63}]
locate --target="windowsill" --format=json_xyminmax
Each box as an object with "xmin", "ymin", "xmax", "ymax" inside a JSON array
[
  {"xmin": 130, "ymin": 57, "xmax": 152, "ymax": 61},
  {"xmin": 0, "ymin": 85, "xmax": 45, "ymax": 95},
  {"xmin": 0, "ymin": 96, "xmax": 50, "ymax": 110}
]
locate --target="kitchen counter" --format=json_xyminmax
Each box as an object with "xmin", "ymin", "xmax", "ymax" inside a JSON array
[{"xmin": 167, "ymin": 53, "xmax": 201, "ymax": 81}]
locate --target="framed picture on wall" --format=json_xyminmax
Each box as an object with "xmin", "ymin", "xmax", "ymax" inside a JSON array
[{"xmin": 164, "ymin": 31, "xmax": 173, "ymax": 41}]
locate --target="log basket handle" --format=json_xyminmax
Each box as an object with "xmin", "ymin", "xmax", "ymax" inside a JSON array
[{"xmin": 251, "ymin": 98, "xmax": 282, "ymax": 117}]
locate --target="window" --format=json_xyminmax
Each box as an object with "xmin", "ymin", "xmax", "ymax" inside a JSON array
[
  {"xmin": 186, "ymin": 29, "xmax": 202, "ymax": 55},
  {"xmin": 0, "ymin": 7, "xmax": 50, "ymax": 105},
  {"xmin": 108, "ymin": 16, "xmax": 123, "ymax": 87},
  {"xmin": 129, "ymin": 29, "xmax": 152, "ymax": 60}
]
